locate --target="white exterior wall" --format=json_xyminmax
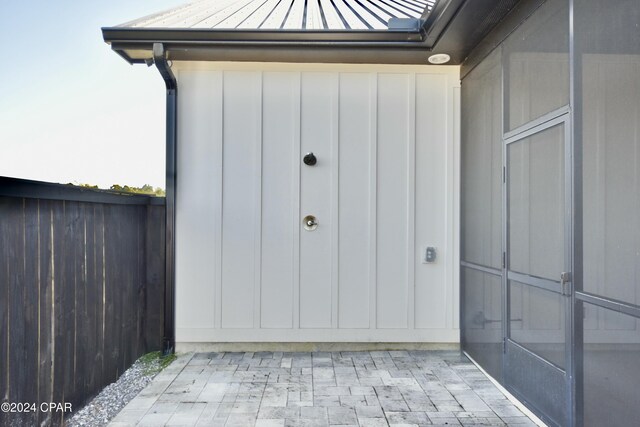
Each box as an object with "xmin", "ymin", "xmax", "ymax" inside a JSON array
[{"xmin": 173, "ymin": 61, "xmax": 460, "ymax": 343}]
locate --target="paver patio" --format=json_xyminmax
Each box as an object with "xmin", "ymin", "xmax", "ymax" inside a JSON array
[{"xmin": 109, "ymin": 350, "xmax": 540, "ymax": 426}]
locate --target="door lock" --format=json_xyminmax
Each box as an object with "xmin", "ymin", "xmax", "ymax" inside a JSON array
[
  {"xmin": 303, "ymin": 215, "xmax": 318, "ymax": 231},
  {"xmin": 560, "ymin": 272, "xmax": 571, "ymax": 295}
]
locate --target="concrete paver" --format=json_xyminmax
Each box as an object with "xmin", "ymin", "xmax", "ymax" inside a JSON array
[{"xmin": 109, "ymin": 351, "xmax": 540, "ymax": 426}]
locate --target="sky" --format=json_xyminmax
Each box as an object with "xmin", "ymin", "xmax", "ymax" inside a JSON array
[{"xmin": 0, "ymin": 0, "xmax": 184, "ymax": 189}]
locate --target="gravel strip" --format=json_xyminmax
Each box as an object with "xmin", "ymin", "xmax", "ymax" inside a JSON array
[{"xmin": 65, "ymin": 354, "xmax": 169, "ymax": 427}]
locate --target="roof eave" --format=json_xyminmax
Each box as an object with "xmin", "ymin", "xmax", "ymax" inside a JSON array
[
  {"xmin": 116, "ymin": 41, "xmax": 449, "ymax": 65},
  {"xmin": 102, "ymin": 27, "xmax": 441, "ymax": 65}
]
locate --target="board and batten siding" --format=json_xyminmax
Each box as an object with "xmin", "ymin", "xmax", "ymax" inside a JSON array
[{"xmin": 173, "ymin": 62, "xmax": 460, "ymax": 343}]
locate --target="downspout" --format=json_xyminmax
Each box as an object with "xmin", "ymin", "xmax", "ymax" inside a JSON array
[{"xmin": 153, "ymin": 42, "xmax": 177, "ymax": 355}]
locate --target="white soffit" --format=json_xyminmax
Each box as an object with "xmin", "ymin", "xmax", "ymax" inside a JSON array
[{"xmin": 118, "ymin": 0, "xmax": 436, "ymax": 30}]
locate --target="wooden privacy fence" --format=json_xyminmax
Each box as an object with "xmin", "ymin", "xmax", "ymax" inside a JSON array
[{"xmin": 0, "ymin": 177, "xmax": 166, "ymax": 427}]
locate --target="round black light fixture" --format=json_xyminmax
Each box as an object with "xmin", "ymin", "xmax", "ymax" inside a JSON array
[{"xmin": 303, "ymin": 152, "xmax": 317, "ymax": 166}]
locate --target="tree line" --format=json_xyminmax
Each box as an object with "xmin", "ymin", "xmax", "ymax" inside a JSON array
[{"xmin": 75, "ymin": 183, "xmax": 166, "ymax": 197}]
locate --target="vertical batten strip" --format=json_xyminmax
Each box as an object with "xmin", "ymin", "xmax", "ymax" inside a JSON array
[
  {"xmin": 407, "ymin": 72, "xmax": 417, "ymax": 330},
  {"xmin": 254, "ymin": 72, "xmax": 264, "ymax": 329},
  {"xmin": 50, "ymin": 208, "xmax": 56, "ymax": 409},
  {"xmin": 331, "ymin": 73, "xmax": 340, "ymax": 329},
  {"xmin": 369, "ymin": 72, "xmax": 378, "ymax": 331},
  {"xmin": 293, "ymin": 71, "xmax": 302, "ymax": 329},
  {"xmin": 215, "ymin": 71, "xmax": 224, "ymax": 330},
  {"xmin": 100, "ymin": 209, "xmax": 105, "ymax": 382},
  {"xmin": 1, "ymin": 206, "xmax": 6, "ymax": 407},
  {"xmin": 451, "ymin": 82, "xmax": 461, "ymax": 330},
  {"xmin": 36, "ymin": 201, "xmax": 41, "ymax": 406},
  {"xmin": 444, "ymin": 75, "xmax": 454, "ymax": 330}
]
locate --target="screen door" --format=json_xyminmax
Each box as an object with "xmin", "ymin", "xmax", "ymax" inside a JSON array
[{"xmin": 504, "ymin": 115, "xmax": 572, "ymax": 427}]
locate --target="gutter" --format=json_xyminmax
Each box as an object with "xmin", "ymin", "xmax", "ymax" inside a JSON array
[
  {"xmin": 102, "ymin": 28, "xmax": 431, "ymax": 64},
  {"xmin": 152, "ymin": 42, "xmax": 177, "ymax": 356},
  {"xmin": 103, "ymin": 27, "xmax": 427, "ymax": 44}
]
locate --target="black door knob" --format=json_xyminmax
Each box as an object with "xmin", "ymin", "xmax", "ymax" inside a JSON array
[{"xmin": 303, "ymin": 152, "xmax": 317, "ymax": 166}]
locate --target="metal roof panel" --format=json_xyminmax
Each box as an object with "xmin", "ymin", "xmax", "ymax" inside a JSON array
[
  {"xmin": 118, "ymin": 0, "xmax": 435, "ymax": 30},
  {"xmin": 318, "ymin": 0, "xmax": 347, "ymax": 29}
]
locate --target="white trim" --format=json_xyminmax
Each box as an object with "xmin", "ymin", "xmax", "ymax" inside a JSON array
[
  {"xmin": 177, "ymin": 328, "xmax": 460, "ymax": 342},
  {"xmin": 292, "ymin": 72, "xmax": 302, "ymax": 330},
  {"xmin": 176, "ymin": 342, "xmax": 459, "ymax": 352},
  {"xmin": 447, "ymin": 80, "xmax": 461, "ymax": 329},
  {"xmin": 331, "ymin": 73, "xmax": 340, "ymax": 329},
  {"xmin": 214, "ymin": 71, "xmax": 224, "ymax": 330},
  {"xmin": 173, "ymin": 61, "xmax": 460, "ymax": 75},
  {"xmin": 368, "ymin": 72, "xmax": 378, "ymax": 332},
  {"xmin": 254, "ymin": 71, "xmax": 264, "ymax": 329},
  {"xmin": 407, "ymin": 72, "xmax": 417, "ymax": 330},
  {"xmin": 449, "ymin": 76, "xmax": 461, "ymax": 330}
]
